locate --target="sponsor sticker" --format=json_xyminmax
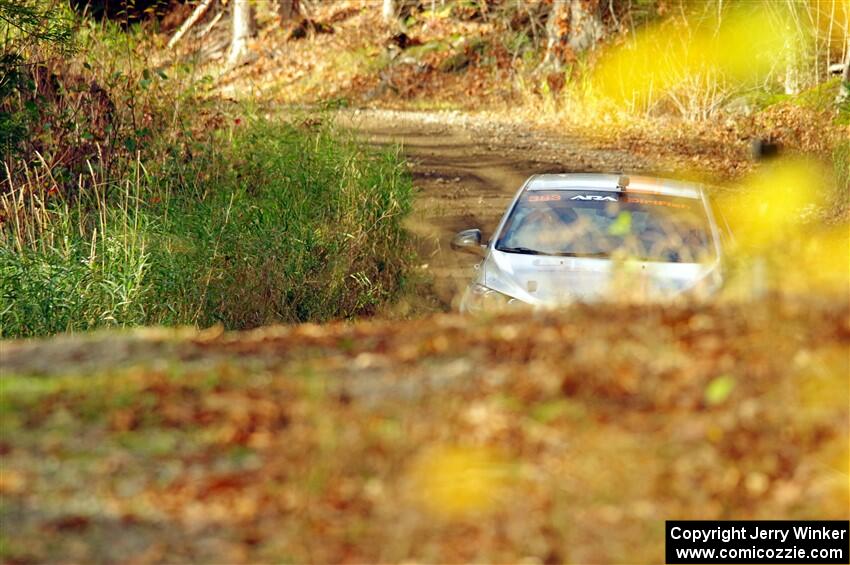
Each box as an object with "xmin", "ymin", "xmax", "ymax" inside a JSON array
[
  {"xmin": 623, "ymin": 197, "xmax": 687, "ymax": 209},
  {"xmin": 528, "ymin": 194, "xmax": 562, "ymax": 202},
  {"xmin": 570, "ymin": 194, "xmax": 618, "ymax": 201}
]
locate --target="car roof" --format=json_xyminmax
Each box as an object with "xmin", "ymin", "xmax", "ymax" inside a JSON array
[{"xmin": 526, "ymin": 173, "xmax": 702, "ymax": 199}]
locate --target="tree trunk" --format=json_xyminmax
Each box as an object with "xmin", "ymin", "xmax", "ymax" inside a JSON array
[
  {"xmin": 279, "ymin": 0, "xmax": 300, "ymax": 22},
  {"xmin": 543, "ymin": 0, "xmax": 569, "ymax": 68},
  {"xmin": 543, "ymin": 0, "xmax": 603, "ymax": 69},
  {"xmin": 566, "ymin": 0, "xmax": 603, "ymax": 53},
  {"xmin": 228, "ymin": 0, "xmax": 255, "ymax": 66},
  {"xmin": 382, "ymin": 0, "xmax": 396, "ymax": 24}
]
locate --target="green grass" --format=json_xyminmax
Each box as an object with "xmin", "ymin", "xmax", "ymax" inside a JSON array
[
  {"xmin": 834, "ymin": 139, "xmax": 850, "ymax": 218},
  {"xmin": 0, "ymin": 118, "xmax": 413, "ymax": 338},
  {"xmin": 147, "ymin": 118, "xmax": 413, "ymax": 328}
]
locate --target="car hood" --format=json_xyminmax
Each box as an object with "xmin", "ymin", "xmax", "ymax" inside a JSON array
[{"xmin": 483, "ymin": 249, "xmax": 720, "ymax": 304}]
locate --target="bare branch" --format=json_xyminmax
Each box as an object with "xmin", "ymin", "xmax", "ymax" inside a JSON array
[{"xmin": 167, "ymin": 0, "xmax": 215, "ymax": 50}]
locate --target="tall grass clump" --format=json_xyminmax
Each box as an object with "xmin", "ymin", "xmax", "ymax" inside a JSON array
[
  {"xmin": 146, "ymin": 119, "xmax": 413, "ymax": 329},
  {"xmin": 1, "ymin": 118, "xmax": 413, "ymax": 338},
  {"xmin": 1, "ymin": 159, "xmax": 152, "ymax": 337}
]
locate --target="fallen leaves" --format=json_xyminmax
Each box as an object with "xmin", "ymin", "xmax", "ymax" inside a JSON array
[{"xmin": 1, "ymin": 298, "xmax": 848, "ymax": 562}]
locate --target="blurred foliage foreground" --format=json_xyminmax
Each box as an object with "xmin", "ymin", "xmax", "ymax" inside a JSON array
[{"xmin": 2, "ymin": 299, "xmax": 848, "ymax": 563}]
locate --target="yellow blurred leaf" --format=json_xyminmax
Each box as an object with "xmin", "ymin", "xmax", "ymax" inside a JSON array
[
  {"xmin": 406, "ymin": 445, "xmax": 514, "ymax": 519},
  {"xmin": 715, "ymin": 5, "xmax": 793, "ymax": 82},
  {"xmin": 719, "ymin": 158, "xmax": 828, "ymax": 251},
  {"xmin": 591, "ymin": 3, "xmax": 805, "ymax": 112},
  {"xmin": 705, "ymin": 374, "xmax": 736, "ymax": 406}
]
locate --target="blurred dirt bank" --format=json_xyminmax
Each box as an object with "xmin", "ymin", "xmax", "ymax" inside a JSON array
[{"xmin": 2, "ymin": 299, "xmax": 848, "ymax": 563}]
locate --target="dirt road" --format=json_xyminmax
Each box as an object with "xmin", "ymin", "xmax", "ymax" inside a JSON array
[{"xmin": 342, "ymin": 109, "xmax": 658, "ymax": 311}]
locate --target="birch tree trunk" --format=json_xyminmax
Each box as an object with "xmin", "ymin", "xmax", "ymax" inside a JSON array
[
  {"xmin": 543, "ymin": 0, "xmax": 603, "ymax": 69},
  {"xmin": 382, "ymin": 0, "xmax": 396, "ymax": 24},
  {"xmin": 543, "ymin": 0, "xmax": 569, "ymax": 68},
  {"xmin": 228, "ymin": 0, "xmax": 255, "ymax": 66},
  {"xmin": 566, "ymin": 0, "xmax": 603, "ymax": 53}
]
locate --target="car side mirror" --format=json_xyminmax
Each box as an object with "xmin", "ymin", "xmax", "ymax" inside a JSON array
[{"xmin": 451, "ymin": 228, "xmax": 485, "ymax": 256}]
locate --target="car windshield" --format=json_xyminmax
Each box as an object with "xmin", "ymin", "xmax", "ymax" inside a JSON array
[{"xmin": 495, "ymin": 190, "xmax": 714, "ymax": 263}]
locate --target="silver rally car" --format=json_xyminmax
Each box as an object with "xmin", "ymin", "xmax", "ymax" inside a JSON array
[{"xmin": 452, "ymin": 173, "xmax": 724, "ymax": 312}]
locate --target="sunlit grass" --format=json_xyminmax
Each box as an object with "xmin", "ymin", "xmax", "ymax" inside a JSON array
[{"xmin": 586, "ymin": 1, "xmax": 848, "ymax": 122}]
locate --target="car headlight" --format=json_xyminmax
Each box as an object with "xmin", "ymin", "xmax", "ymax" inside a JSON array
[{"xmin": 462, "ymin": 284, "xmax": 521, "ymax": 313}]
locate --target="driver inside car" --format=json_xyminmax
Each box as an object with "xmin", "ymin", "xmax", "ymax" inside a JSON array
[
  {"xmin": 512, "ymin": 206, "xmax": 570, "ymax": 252},
  {"xmin": 512, "ymin": 205, "xmax": 597, "ymax": 254}
]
